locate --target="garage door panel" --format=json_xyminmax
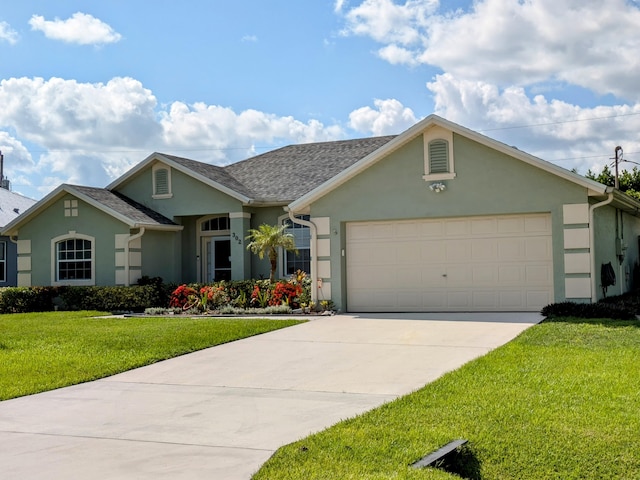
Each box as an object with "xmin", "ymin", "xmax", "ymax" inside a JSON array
[
  {"xmin": 525, "ymin": 237, "xmax": 552, "ymax": 260},
  {"xmin": 446, "ymin": 240, "xmax": 470, "ymax": 261},
  {"xmin": 472, "ymin": 239, "xmax": 498, "ymax": 261},
  {"xmin": 498, "ymin": 265, "xmax": 524, "ymax": 283},
  {"xmin": 497, "ymin": 216, "xmax": 524, "ymax": 234},
  {"xmin": 472, "ymin": 266, "xmax": 497, "ymax": 284},
  {"xmin": 525, "ymin": 265, "xmax": 553, "ymax": 283},
  {"xmin": 497, "ymin": 238, "xmax": 525, "ymax": 260},
  {"xmin": 421, "ymin": 241, "xmax": 445, "ymax": 261},
  {"xmin": 347, "ymin": 214, "xmax": 553, "ymax": 312},
  {"xmin": 445, "ymin": 220, "xmax": 469, "ymax": 236},
  {"xmin": 525, "ymin": 214, "xmax": 551, "ymax": 233},
  {"xmin": 470, "ymin": 217, "xmax": 497, "ymax": 235}
]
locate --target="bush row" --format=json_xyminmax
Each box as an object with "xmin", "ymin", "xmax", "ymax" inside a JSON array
[
  {"xmin": 0, "ymin": 274, "xmax": 313, "ymax": 314},
  {"xmin": 0, "ymin": 284, "xmax": 171, "ymax": 314},
  {"xmin": 540, "ymin": 300, "xmax": 636, "ymax": 320}
]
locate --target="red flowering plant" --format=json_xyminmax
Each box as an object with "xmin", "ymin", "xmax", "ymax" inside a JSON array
[
  {"xmin": 199, "ymin": 285, "xmax": 230, "ymax": 311},
  {"xmin": 269, "ymin": 280, "xmax": 303, "ymax": 308},
  {"xmin": 169, "ymin": 284, "xmax": 198, "ymax": 309}
]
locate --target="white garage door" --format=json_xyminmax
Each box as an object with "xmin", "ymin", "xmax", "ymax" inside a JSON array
[{"xmin": 346, "ymin": 214, "xmax": 554, "ymax": 312}]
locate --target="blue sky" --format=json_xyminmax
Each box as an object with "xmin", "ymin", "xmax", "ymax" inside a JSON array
[{"xmin": 1, "ymin": 0, "xmax": 640, "ymax": 199}]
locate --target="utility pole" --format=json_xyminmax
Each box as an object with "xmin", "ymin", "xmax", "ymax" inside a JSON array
[{"xmin": 614, "ymin": 146, "xmax": 623, "ymax": 189}]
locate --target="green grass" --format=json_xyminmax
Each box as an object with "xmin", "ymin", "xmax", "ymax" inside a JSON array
[
  {"xmin": 254, "ymin": 318, "xmax": 640, "ymax": 480},
  {"xmin": 0, "ymin": 311, "xmax": 304, "ymax": 401}
]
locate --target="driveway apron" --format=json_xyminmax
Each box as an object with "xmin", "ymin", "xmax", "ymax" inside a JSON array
[{"xmin": 0, "ymin": 312, "xmax": 541, "ymax": 479}]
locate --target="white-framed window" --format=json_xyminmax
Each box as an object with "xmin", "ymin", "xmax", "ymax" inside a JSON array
[
  {"xmin": 152, "ymin": 163, "xmax": 173, "ymax": 199},
  {"xmin": 64, "ymin": 199, "xmax": 79, "ymax": 217},
  {"xmin": 281, "ymin": 214, "xmax": 311, "ymax": 276},
  {"xmin": 423, "ymin": 128, "xmax": 456, "ymax": 181},
  {"xmin": 51, "ymin": 233, "xmax": 95, "ymax": 286},
  {"xmin": 0, "ymin": 241, "xmax": 6, "ymax": 283}
]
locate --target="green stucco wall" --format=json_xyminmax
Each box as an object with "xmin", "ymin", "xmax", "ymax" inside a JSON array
[
  {"xmin": 309, "ymin": 134, "xmax": 591, "ymax": 311},
  {"xmin": 141, "ymin": 229, "xmax": 181, "ymax": 282},
  {"xmin": 18, "ymin": 194, "xmax": 130, "ymax": 286},
  {"xmin": 117, "ymin": 165, "xmax": 244, "ymax": 218}
]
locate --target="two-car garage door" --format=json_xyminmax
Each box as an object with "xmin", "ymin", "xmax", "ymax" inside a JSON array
[{"xmin": 346, "ymin": 213, "xmax": 553, "ymax": 312}]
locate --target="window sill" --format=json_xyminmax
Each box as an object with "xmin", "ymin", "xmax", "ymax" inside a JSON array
[
  {"xmin": 53, "ymin": 279, "xmax": 95, "ymax": 287},
  {"xmin": 152, "ymin": 193, "xmax": 173, "ymax": 199},
  {"xmin": 423, "ymin": 172, "xmax": 456, "ymax": 181}
]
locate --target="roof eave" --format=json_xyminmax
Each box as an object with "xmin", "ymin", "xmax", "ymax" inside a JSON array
[{"xmin": 134, "ymin": 223, "xmax": 184, "ymax": 232}]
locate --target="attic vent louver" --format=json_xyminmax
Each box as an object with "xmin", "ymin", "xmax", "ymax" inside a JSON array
[
  {"xmin": 154, "ymin": 168, "xmax": 169, "ymax": 195},
  {"xmin": 428, "ymin": 140, "xmax": 449, "ymax": 174}
]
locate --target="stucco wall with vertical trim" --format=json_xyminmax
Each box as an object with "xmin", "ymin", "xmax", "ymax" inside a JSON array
[{"xmin": 307, "ymin": 133, "xmax": 591, "ymax": 311}]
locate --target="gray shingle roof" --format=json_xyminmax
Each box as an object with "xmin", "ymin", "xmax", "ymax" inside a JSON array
[
  {"xmin": 71, "ymin": 185, "xmax": 177, "ymax": 226},
  {"xmin": 157, "ymin": 135, "xmax": 396, "ymax": 203},
  {"xmin": 0, "ymin": 188, "xmax": 36, "ymax": 228},
  {"xmin": 160, "ymin": 154, "xmax": 256, "ymax": 198},
  {"xmin": 225, "ymin": 136, "xmax": 397, "ymax": 202}
]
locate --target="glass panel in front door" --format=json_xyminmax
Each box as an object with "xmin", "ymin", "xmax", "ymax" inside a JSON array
[{"xmin": 214, "ymin": 239, "xmax": 232, "ymax": 281}]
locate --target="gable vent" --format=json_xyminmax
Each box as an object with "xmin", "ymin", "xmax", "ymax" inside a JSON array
[
  {"xmin": 429, "ymin": 140, "xmax": 449, "ymax": 174},
  {"xmin": 154, "ymin": 168, "xmax": 169, "ymax": 195}
]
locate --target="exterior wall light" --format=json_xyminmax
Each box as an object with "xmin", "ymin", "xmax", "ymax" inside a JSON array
[{"xmin": 429, "ymin": 182, "xmax": 446, "ymax": 193}]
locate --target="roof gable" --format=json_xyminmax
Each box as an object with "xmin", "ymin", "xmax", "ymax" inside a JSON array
[
  {"xmin": 2, "ymin": 184, "xmax": 180, "ymax": 236},
  {"xmin": 287, "ymin": 114, "xmax": 612, "ymax": 211},
  {"xmin": 107, "ymin": 138, "xmax": 396, "ymax": 205}
]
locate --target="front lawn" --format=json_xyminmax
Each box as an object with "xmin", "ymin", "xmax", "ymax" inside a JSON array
[
  {"xmin": 254, "ymin": 317, "xmax": 640, "ymax": 479},
  {"xmin": 0, "ymin": 311, "xmax": 304, "ymax": 401}
]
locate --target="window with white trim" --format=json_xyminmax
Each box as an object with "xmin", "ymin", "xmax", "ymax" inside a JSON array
[
  {"xmin": 282, "ymin": 215, "xmax": 311, "ymax": 276},
  {"xmin": 51, "ymin": 234, "xmax": 95, "ymax": 285},
  {"xmin": 152, "ymin": 164, "xmax": 173, "ymax": 198},
  {"xmin": 0, "ymin": 241, "xmax": 6, "ymax": 282}
]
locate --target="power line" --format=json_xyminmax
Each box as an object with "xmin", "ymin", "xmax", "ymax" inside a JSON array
[{"xmin": 478, "ymin": 111, "xmax": 640, "ymax": 133}]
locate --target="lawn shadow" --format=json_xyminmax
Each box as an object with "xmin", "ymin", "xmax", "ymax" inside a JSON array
[{"xmin": 433, "ymin": 443, "xmax": 481, "ymax": 480}]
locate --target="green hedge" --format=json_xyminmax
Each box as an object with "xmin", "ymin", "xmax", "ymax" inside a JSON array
[
  {"xmin": 0, "ymin": 283, "xmax": 172, "ymax": 314},
  {"xmin": 541, "ymin": 301, "xmax": 636, "ymax": 320}
]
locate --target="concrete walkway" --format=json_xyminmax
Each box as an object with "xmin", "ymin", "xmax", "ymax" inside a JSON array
[{"xmin": 0, "ymin": 312, "xmax": 541, "ymax": 479}]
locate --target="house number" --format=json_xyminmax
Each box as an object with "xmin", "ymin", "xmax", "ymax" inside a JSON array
[{"xmin": 232, "ymin": 232, "xmax": 242, "ymax": 245}]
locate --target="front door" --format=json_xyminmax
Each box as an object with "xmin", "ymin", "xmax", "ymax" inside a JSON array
[{"xmin": 204, "ymin": 237, "xmax": 231, "ymax": 282}]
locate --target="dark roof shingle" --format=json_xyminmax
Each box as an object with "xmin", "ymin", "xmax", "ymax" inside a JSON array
[
  {"xmin": 155, "ymin": 135, "xmax": 396, "ymax": 204},
  {"xmin": 71, "ymin": 185, "xmax": 177, "ymax": 226}
]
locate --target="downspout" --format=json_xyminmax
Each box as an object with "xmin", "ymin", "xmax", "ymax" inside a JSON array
[
  {"xmin": 589, "ymin": 193, "xmax": 613, "ymax": 303},
  {"xmin": 288, "ymin": 211, "xmax": 318, "ymax": 305},
  {"xmin": 125, "ymin": 227, "xmax": 145, "ymax": 286}
]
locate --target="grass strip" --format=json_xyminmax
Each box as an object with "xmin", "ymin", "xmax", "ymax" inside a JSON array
[
  {"xmin": 0, "ymin": 311, "xmax": 304, "ymax": 401},
  {"xmin": 254, "ymin": 318, "xmax": 640, "ymax": 479}
]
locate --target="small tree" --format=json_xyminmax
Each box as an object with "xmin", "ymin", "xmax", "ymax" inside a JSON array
[{"xmin": 246, "ymin": 224, "xmax": 298, "ymax": 282}]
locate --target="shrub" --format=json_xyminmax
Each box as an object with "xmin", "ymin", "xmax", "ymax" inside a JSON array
[
  {"xmin": 0, "ymin": 287, "xmax": 58, "ymax": 313},
  {"xmin": 541, "ymin": 301, "xmax": 636, "ymax": 320},
  {"xmin": 59, "ymin": 286, "xmax": 161, "ymax": 312}
]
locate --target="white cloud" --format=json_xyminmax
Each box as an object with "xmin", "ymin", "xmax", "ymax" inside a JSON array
[
  {"xmin": 29, "ymin": 12, "xmax": 122, "ymax": 45},
  {"xmin": 334, "ymin": 0, "xmax": 346, "ymax": 13},
  {"xmin": 0, "ymin": 76, "xmax": 346, "ymax": 197},
  {"xmin": 340, "ymin": 0, "xmax": 640, "ymax": 101},
  {"xmin": 349, "ymin": 98, "xmax": 418, "ymax": 135},
  {"xmin": 241, "ymin": 34, "xmax": 258, "ymax": 42},
  {"xmin": 0, "ymin": 21, "xmax": 19, "ymax": 44},
  {"xmin": 427, "ymin": 73, "xmax": 640, "ymax": 175}
]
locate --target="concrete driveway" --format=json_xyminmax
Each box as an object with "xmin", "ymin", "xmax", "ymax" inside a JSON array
[{"xmin": 0, "ymin": 312, "xmax": 541, "ymax": 479}]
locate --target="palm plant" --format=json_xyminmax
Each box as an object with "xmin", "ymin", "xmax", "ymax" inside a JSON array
[{"xmin": 246, "ymin": 224, "xmax": 298, "ymax": 282}]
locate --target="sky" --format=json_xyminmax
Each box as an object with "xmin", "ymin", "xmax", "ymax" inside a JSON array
[{"xmin": 2, "ymin": 0, "xmax": 640, "ymax": 200}]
